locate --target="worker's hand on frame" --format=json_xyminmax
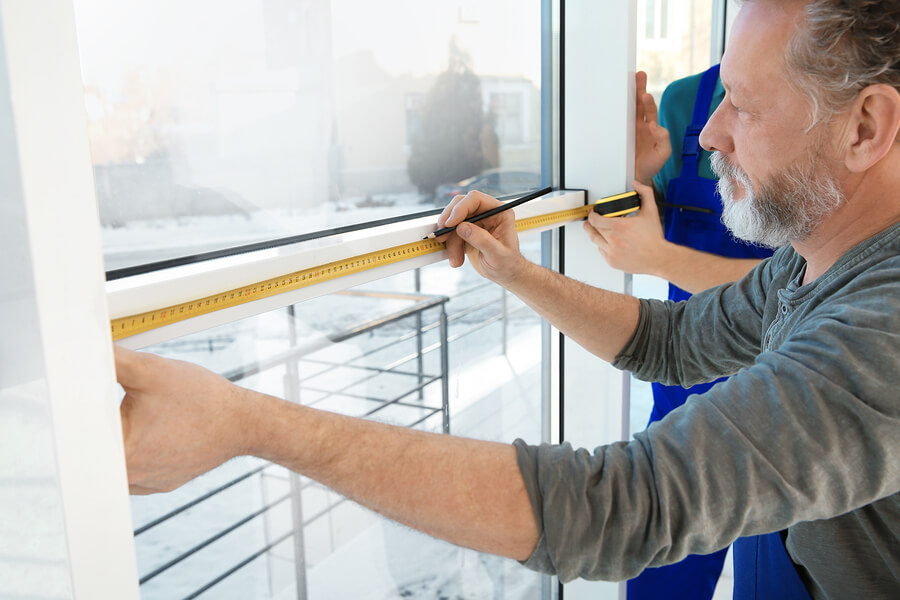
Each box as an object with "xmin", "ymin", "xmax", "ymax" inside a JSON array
[
  {"xmin": 634, "ymin": 71, "xmax": 672, "ymax": 186},
  {"xmin": 436, "ymin": 190, "xmax": 526, "ymax": 286},
  {"xmin": 116, "ymin": 345, "xmax": 255, "ymax": 495},
  {"xmin": 584, "ymin": 180, "xmax": 669, "ymax": 276}
]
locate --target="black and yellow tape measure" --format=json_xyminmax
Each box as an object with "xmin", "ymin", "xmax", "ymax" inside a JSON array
[
  {"xmin": 111, "ymin": 190, "xmax": 640, "ymax": 340},
  {"xmin": 591, "ymin": 190, "xmax": 640, "ymax": 217},
  {"xmin": 513, "ymin": 190, "xmax": 639, "ymax": 231}
]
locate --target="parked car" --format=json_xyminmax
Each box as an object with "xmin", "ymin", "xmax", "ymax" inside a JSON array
[{"xmin": 434, "ymin": 169, "xmax": 542, "ymax": 205}]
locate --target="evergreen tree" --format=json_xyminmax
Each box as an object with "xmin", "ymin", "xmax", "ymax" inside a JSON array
[{"xmin": 408, "ymin": 42, "xmax": 488, "ymax": 198}]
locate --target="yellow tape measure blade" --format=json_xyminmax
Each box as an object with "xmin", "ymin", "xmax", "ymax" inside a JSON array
[
  {"xmin": 110, "ymin": 238, "xmax": 447, "ymax": 340},
  {"xmin": 111, "ymin": 190, "xmax": 635, "ymax": 340}
]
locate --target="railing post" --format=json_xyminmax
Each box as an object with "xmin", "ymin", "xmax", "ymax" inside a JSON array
[
  {"xmin": 501, "ymin": 288, "xmax": 509, "ymax": 355},
  {"xmin": 259, "ymin": 467, "xmax": 277, "ymax": 597},
  {"xmin": 415, "ymin": 268, "xmax": 424, "ymax": 401},
  {"xmin": 440, "ymin": 303, "xmax": 450, "ymax": 434},
  {"xmin": 284, "ymin": 305, "xmax": 309, "ymax": 600}
]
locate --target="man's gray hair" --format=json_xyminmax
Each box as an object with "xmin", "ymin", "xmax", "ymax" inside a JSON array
[{"xmin": 784, "ymin": 0, "xmax": 900, "ymax": 128}]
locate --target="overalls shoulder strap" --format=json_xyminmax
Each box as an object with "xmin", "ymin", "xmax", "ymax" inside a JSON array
[{"xmin": 680, "ymin": 63, "xmax": 720, "ymax": 178}]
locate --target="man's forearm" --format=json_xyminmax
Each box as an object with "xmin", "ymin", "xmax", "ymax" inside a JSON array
[
  {"xmin": 654, "ymin": 244, "xmax": 761, "ymax": 294},
  {"xmin": 503, "ymin": 260, "xmax": 640, "ymax": 363},
  {"xmin": 243, "ymin": 390, "xmax": 540, "ymax": 561}
]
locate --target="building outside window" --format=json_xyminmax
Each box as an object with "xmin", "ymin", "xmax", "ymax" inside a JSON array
[
  {"xmin": 644, "ymin": 0, "xmax": 670, "ymax": 40},
  {"xmin": 636, "ymin": 0, "xmax": 713, "ymax": 100}
]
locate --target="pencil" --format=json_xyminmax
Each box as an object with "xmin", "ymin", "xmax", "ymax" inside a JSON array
[{"xmin": 424, "ymin": 186, "xmax": 553, "ymax": 240}]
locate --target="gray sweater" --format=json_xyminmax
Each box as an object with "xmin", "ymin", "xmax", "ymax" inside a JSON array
[{"xmin": 515, "ymin": 222, "xmax": 900, "ymax": 599}]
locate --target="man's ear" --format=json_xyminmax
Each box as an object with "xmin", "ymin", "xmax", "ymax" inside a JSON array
[{"xmin": 844, "ymin": 84, "xmax": 900, "ymax": 173}]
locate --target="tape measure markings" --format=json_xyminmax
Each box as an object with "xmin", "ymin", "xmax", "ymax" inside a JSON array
[
  {"xmin": 111, "ymin": 191, "xmax": 637, "ymax": 340},
  {"xmin": 515, "ymin": 205, "xmax": 592, "ymax": 231},
  {"xmin": 111, "ymin": 238, "xmax": 446, "ymax": 340}
]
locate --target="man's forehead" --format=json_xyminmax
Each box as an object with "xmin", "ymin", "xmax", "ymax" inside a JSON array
[{"xmin": 719, "ymin": 1, "xmax": 802, "ymax": 98}]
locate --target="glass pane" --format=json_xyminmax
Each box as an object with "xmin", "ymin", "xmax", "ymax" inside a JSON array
[
  {"xmin": 645, "ymin": 0, "xmax": 656, "ymax": 39},
  {"xmin": 128, "ymin": 237, "xmax": 551, "ymax": 599},
  {"xmin": 636, "ymin": 0, "xmax": 714, "ymax": 101},
  {"xmin": 72, "ymin": 0, "xmax": 543, "ymax": 272},
  {"xmin": 0, "ymin": 46, "xmax": 73, "ymax": 597},
  {"xmin": 631, "ymin": 1, "xmax": 716, "ymax": 433}
]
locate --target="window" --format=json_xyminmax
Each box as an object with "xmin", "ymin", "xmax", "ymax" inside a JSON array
[
  {"xmin": 403, "ymin": 93, "xmax": 424, "ymax": 146},
  {"xmin": 636, "ymin": 0, "xmax": 715, "ymax": 100},
  {"xmin": 72, "ymin": 0, "xmax": 543, "ymax": 273},
  {"xmin": 5, "ymin": 0, "xmax": 639, "ymax": 598},
  {"xmin": 72, "ymin": 1, "xmax": 552, "ymax": 597},
  {"xmin": 644, "ymin": 0, "xmax": 670, "ymax": 40}
]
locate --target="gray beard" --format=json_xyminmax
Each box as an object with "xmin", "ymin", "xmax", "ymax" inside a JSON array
[{"xmin": 710, "ymin": 151, "xmax": 844, "ymax": 249}]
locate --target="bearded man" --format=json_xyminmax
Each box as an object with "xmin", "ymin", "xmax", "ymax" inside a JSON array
[{"xmin": 119, "ymin": 1, "xmax": 900, "ymax": 597}]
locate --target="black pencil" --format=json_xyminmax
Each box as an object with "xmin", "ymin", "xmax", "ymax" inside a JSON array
[{"xmin": 424, "ymin": 186, "xmax": 553, "ymax": 240}]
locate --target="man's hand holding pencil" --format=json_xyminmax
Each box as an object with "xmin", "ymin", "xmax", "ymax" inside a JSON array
[{"xmin": 433, "ymin": 187, "xmax": 551, "ymax": 285}]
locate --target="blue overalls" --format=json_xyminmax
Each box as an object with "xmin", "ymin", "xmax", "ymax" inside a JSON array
[
  {"xmin": 629, "ymin": 65, "xmax": 808, "ymax": 600},
  {"xmin": 733, "ymin": 532, "xmax": 813, "ymax": 600}
]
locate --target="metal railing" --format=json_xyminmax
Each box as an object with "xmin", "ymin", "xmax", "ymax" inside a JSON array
[{"xmin": 133, "ymin": 278, "xmax": 535, "ymax": 599}]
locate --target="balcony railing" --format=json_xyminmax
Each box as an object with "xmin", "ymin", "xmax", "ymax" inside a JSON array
[{"xmin": 132, "ymin": 276, "xmax": 534, "ymax": 599}]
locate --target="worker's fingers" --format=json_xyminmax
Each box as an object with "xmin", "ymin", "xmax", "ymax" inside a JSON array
[
  {"xmin": 456, "ymin": 220, "xmax": 521, "ymax": 282},
  {"xmin": 444, "ymin": 229, "xmax": 468, "ymax": 268},
  {"xmin": 113, "ymin": 344, "xmax": 138, "ymax": 374},
  {"xmin": 114, "ymin": 344, "xmax": 189, "ymax": 393},
  {"xmin": 113, "ymin": 345, "xmax": 154, "ymax": 391},
  {"xmin": 128, "ymin": 483, "xmax": 156, "ymax": 496},
  {"xmin": 582, "ymin": 219, "xmax": 609, "ymax": 250},
  {"xmin": 635, "ymin": 71, "xmax": 649, "ymax": 121},
  {"xmin": 457, "ymin": 221, "xmax": 505, "ymax": 255},
  {"xmin": 438, "ymin": 190, "xmax": 503, "ymax": 230},
  {"xmin": 438, "ymin": 190, "xmax": 509, "ymax": 269},
  {"xmin": 633, "ymin": 180, "xmax": 657, "ymax": 219},
  {"xmin": 636, "ymin": 71, "xmax": 648, "ymax": 98},
  {"xmin": 587, "ymin": 186, "xmax": 653, "ymax": 231},
  {"xmin": 437, "ymin": 194, "xmax": 468, "ymax": 267},
  {"xmin": 437, "ymin": 194, "xmax": 466, "ymax": 228},
  {"xmin": 587, "ymin": 204, "xmax": 622, "ymax": 231},
  {"xmin": 641, "ymin": 90, "xmax": 660, "ymax": 127}
]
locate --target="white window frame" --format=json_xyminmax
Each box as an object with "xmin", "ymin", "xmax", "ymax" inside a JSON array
[
  {"xmin": 108, "ymin": 189, "xmax": 587, "ymax": 350},
  {"xmin": 559, "ymin": 1, "xmax": 636, "ymax": 599},
  {"xmin": 1, "ymin": 1, "xmax": 139, "ymax": 597}
]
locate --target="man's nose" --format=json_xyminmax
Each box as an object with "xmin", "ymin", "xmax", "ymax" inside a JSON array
[{"xmin": 700, "ymin": 103, "xmax": 733, "ymax": 154}]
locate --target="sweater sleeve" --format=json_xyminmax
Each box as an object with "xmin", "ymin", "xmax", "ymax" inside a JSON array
[
  {"xmin": 513, "ymin": 252, "xmax": 900, "ymax": 583},
  {"xmin": 614, "ymin": 253, "xmax": 777, "ymax": 387},
  {"xmin": 514, "ymin": 348, "xmax": 899, "ymax": 581}
]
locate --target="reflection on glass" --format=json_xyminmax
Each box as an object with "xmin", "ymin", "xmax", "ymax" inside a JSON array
[
  {"xmin": 636, "ymin": 0, "xmax": 713, "ymax": 100},
  {"xmin": 129, "ymin": 239, "xmax": 549, "ymax": 599},
  {"xmin": 632, "ymin": 0, "xmax": 716, "ymax": 434},
  {"xmin": 72, "ymin": 0, "xmax": 542, "ymax": 271},
  {"xmin": 0, "ymin": 68, "xmax": 73, "ymax": 595}
]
